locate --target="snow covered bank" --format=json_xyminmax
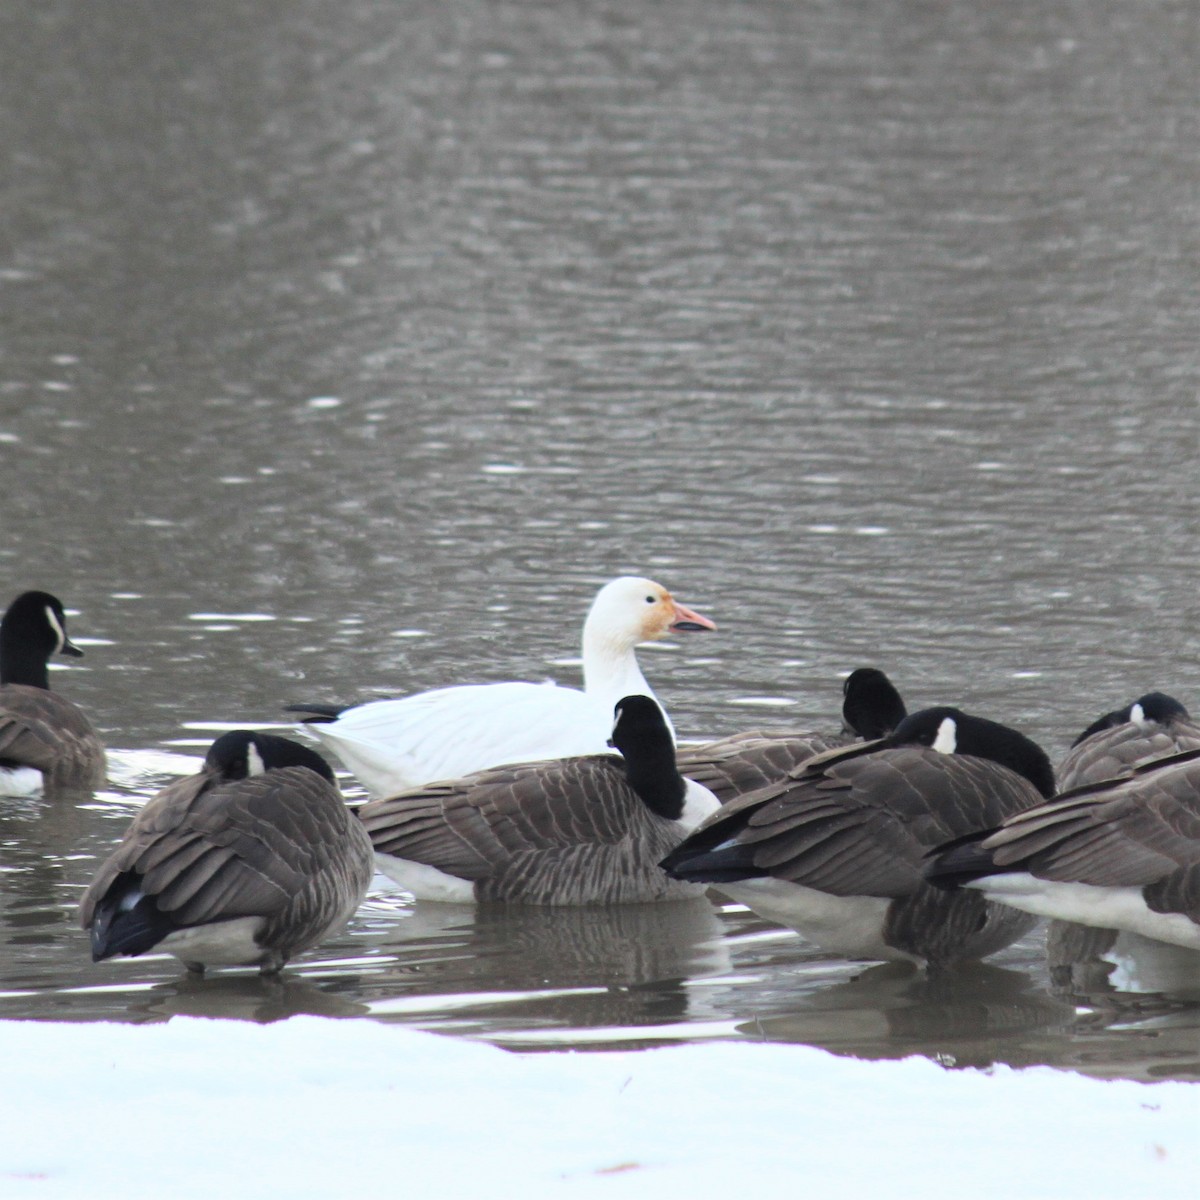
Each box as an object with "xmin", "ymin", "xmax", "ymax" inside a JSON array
[{"xmin": 1, "ymin": 1017, "xmax": 1195, "ymax": 1199}]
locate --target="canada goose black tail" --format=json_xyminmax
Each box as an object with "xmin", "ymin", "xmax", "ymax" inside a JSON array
[
  {"xmin": 284, "ymin": 703, "xmax": 346, "ymax": 724},
  {"xmin": 659, "ymin": 838, "xmax": 764, "ymax": 885},
  {"xmin": 89, "ymin": 877, "xmax": 176, "ymax": 961},
  {"xmin": 924, "ymin": 830, "xmax": 1004, "ymax": 891}
]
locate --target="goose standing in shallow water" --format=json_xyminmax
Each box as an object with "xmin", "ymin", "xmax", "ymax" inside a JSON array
[
  {"xmin": 358, "ymin": 694, "xmax": 720, "ymax": 905},
  {"xmin": 0, "ymin": 590, "xmax": 106, "ymax": 795},
  {"xmin": 80, "ymin": 732, "xmax": 373, "ymax": 974},
  {"xmin": 661, "ymin": 707, "xmax": 1053, "ymax": 966},
  {"xmin": 675, "ymin": 668, "xmax": 907, "ymax": 805},
  {"xmin": 289, "ymin": 576, "xmax": 716, "ymax": 797}
]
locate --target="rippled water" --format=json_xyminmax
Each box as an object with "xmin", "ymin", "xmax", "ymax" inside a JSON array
[{"xmin": 1, "ymin": 0, "xmax": 1199, "ymax": 1080}]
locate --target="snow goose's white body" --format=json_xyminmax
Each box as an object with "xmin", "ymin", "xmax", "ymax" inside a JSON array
[{"xmin": 294, "ymin": 576, "xmax": 715, "ymax": 797}]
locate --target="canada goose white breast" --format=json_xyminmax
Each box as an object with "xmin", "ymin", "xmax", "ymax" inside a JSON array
[{"xmin": 290, "ymin": 576, "xmax": 715, "ymax": 797}]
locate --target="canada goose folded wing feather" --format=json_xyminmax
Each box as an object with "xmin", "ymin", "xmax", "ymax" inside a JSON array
[
  {"xmin": 80, "ymin": 766, "xmax": 354, "ymax": 931},
  {"xmin": 359, "ymin": 755, "xmax": 639, "ymax": 876},
  {"xmin": 0, "ymin": 686, "xmax": 103, "ymax": 781},
  {"xmin": 1057, "ymin": 717, "xmax": 1200, "ymax": 790},
  {"xmin": 983, "ymin": 760, "xmax": 1200, "ymax": 903},
  {"xmin": 675, "ymin": 731, "xmax": 845, "ymax": 804},
  {"xmin": 671, "ymin": 747, "xmax": 1046, "ymax": 898}
]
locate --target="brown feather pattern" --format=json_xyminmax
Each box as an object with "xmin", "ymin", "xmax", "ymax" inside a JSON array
[
  {"xmin": 981, "ymin": 754, "xmax": 1200, "ymax": 924},
  {"xmin": 79, "ymin": 765, "xmax": 373, "ymax": 963},
  {"xmin": 0, "ymin": 683, "xmax": 106, "ymax": 791},
  {"xmin": 1057, "ymin": 716, "xmax": 1200, "ymax": 791},
  {"xmin": 675, "ymin": 730, "xmax": 846, "ymax": 804},
  {"xmin": 358, "ymin": 753, "xmax": 703, "ymax": 905}
]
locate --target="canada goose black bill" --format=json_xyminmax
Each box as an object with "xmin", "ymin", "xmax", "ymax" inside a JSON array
[
  {"xmin": 358, "ymin": 694, "xmax": 720, "ymax": 905},
  {"xmin": 0, "ymin": 590, "xmax": 105, "ymax": 795},
  {"xmin": 660, "ymin": 707, "xmax": 1053, "ymax": 965},
  {"xmin": 80, "ymin": 731, "xmax": 373, "ymax": 974}
]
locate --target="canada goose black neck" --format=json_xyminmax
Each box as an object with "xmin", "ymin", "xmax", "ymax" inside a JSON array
[
  {"xmin": 841, "ymin": 668, "xmax": 907, "ymax": 739},
  {"xmin": 890, "ymin": 706, "xmax": 1056, "ymax": 798},
  {"xmin": 0, "ymin": 591, "xmax": 81, "ymax": 691},
  {"xmin": 610, "ymin": 695, "xmax": 685, "ymax": 820},
  {"xmin": 206, "ymin": 731, "xmax": 337, "ymax": 784}
]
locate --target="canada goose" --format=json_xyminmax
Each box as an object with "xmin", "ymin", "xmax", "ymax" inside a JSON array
[
  {"xmin": 1046, "ymin": 692, "xmax": 1200, "ymax": 963},
  {"xmin": 926, "ymin": 746, "xmax": 1200, "ymax": 952},
  {"xmin": 1057, "ymin": 691, "xmax": 1200, "ymax": 790},
  {"xmin": 675, "ymin": 668, "xmax": 907, "ymax": 805},
  {"xmin": 660, "ymin": 707, "xmax": 1053, "ymax": 965},
  {"xmin": 0, "ymin": 590, "xmax": 106, "ymax": 795},
  {"xmin": 288, "ymin": 576, "xmax": 715, "ymax": 797},
  {"xmin": 80, "ymin": 731, "xmax": 373, "ymax": 974},
  {"xmin": 357, "ymin": 694, "xmax": 720, "ymax": 905}
]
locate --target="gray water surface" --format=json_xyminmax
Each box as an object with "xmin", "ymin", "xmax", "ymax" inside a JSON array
[{"xmin": 2, "ymin": 0, "xmax": 1199, "ymax": 1079}]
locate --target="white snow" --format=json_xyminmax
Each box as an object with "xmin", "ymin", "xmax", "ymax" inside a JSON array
[{"xmin": 0, "ymin": 1016, "xmax": 1195, "ymax": 1199}]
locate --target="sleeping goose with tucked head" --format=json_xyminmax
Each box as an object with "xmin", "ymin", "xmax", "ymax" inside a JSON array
[
  {"xmin": 661, "ymin": 707, "xmax": 1054, "ymax": 966},
  {"xmin": 1056, "ymin": 691, "xmax": 1200, "ymax": 791},
  {"xmin": 0, "ymin": 590, "xmax": 106, "ymax": 795},
  {"xmin": 926, "ymin": 744, "xmax": 1200, "ymax": 953},
  {"xmin": 80, "ymin": 731, "xmax": 373, "ymax": 974},
  {"xmin": 357, "ymin": 694, "xmax": 720, "ymax": 905},
  {"xmin": 289, "ymin": 576, "xmax": 716, "ymax": 798},
  {"xmin": 675, "ymin": 667, "xmax": 907, "ymax": 805}
]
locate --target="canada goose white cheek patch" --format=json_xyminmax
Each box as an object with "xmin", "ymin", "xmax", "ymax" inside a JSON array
[
  {"xmin": 44, "ymin": 606, "xmax": 67, "ymax": 655},
  {"xmin": 1130, "ymin": 703, "xmax": 1147, "ymax": 727},
  {"xmin": 932, "ymin": 717, "xmax": 957, "ymax": 755},
  {"xmin": 247, "ymin": 745, "xmax": 266, "ymax": 776}
]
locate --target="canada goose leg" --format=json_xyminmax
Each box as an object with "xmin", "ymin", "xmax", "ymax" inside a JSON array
[{"xmin": 258, "ymin": 953, "xmax": 286, "ymax": 977}]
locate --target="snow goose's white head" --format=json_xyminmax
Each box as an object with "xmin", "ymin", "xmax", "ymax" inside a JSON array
[
  {"xmin": 579, "ymin": 576, "xmax": 715, "ymax": 711},
  {"xmin": 584, "ymin": 576, "xmax": 716, "ymax": 653}
]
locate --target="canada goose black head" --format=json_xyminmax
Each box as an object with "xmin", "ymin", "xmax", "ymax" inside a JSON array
[
  {"xmin": 0, "ymin": 591, "xmax": 84, "ymax": 690},
  {"xmin": 609, "ymin": 694, "xmax": 686, "ymax": 819},
  {"xmin": 890, "ymin": 706, "xmax": 1055, "ymax": 799},
  {"xmin": 1070, "ymin": 691, "xmax": 1190, "ymax": 748},
  {"xmin": 841, "ymin": 668, "xmax": 908, "ymax": 739},
  {"xmin": 205, "ymin": 731, "xmax": 337, "ymax": 785}
]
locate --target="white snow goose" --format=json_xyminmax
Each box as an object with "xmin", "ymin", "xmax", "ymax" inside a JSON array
[
  {"xmin": 289, "ymin": 575, "xmax": 715, "ymax": 797},
  {"xmin": 357, "ymin": 694, "xmax": 720, "ymax": 905}
]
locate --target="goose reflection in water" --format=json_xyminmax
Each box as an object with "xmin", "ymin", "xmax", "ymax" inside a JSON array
[{"xmin": 354, "ymin": 897, "xmax": 731, "ymax": 1042}]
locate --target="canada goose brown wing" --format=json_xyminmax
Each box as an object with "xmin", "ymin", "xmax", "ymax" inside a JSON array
[
  {"xmin": 0, "ymin": 684, "xmax": 105, "ymax": 785},
  {"xmin": 79, "ymin": 766, "xmax": 361, "ymax": 930},
  {"xmin": 1057, "ymin": 718, "xmax": 1200, "ymax": 790},
  {"xmin": 358, "ymin": 755, "xmax": 642, "ymax": 877},
  {"xmin": 976, "ymin": 754, "xmax": 1200, "ymax": 920},
  {"xmin": 675, "ymin": 731, "xmax": 846, "ymax": 804},
  {"xmin": 664, "ymin": 746, "xmax": 1046, "ymax": 898}
]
